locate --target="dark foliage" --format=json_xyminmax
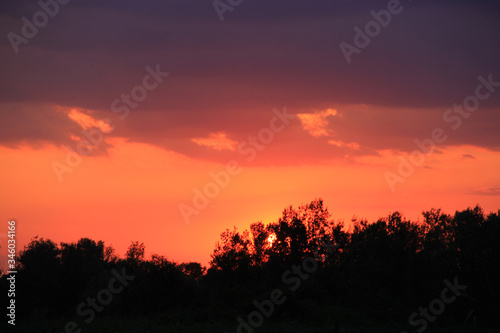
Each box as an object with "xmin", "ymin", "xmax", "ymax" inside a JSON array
[{"xmin": 2, "ymin": 199, "xmax": 499, "ymax": 331}]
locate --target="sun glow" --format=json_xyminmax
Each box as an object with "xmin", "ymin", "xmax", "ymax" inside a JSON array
[{"xmin": 267, "ymin": 233, "xmax": 277, "ymax": 246}]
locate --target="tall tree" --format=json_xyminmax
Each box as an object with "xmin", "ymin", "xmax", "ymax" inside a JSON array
[{"xmin": 210, "ymin": 227, "xmax": 251, "ymax": 272}]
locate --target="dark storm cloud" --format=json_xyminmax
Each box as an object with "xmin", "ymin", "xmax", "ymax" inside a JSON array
[
  {"xmin": 0, "ymin": 104, "xmax": 114, "ymax": 154},
  {"xmin": 0, "ymin": 0, "xmax": 499, "ymax": 159},
  {"xmin": 0, "ymin": 104, "xmax": 76, "ymax": 147}
]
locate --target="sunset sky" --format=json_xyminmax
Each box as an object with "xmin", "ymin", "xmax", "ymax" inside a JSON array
[{"xmin": 1, "ymin": 0, "xmax": 499, "ymax": 267}]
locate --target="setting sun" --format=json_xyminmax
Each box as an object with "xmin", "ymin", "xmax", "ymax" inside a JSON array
[{"xmin": 267, "ymin": 233, "xmax": 277, "ymax": 246}]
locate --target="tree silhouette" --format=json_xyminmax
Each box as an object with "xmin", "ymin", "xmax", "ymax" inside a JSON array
[
  {"xmin": 126, "ymin": 241, "xmax": 145, "ymax": 263},
  {"xmin": 4, "ymin": 200, "xmax": 500, "ymax": 330},
  {"xmin": 210, "ymin": 227, "xmax": 252, "ymax": 272},
  {"xmin": 179, "ymin": 262, "xmax": 206, "ymax": 279},
  {"xmin": 249, "ymin": 221, "xmax": 269, "ymax": 265}
]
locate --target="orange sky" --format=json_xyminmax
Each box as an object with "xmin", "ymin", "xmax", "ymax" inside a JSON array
[
  {"xmin": 1, "ymin": 1, "xmax": 500, "ymax": 270},
  {"xmin": 1, "ymin": 107, "xmax": 499, "ymax": 268}
]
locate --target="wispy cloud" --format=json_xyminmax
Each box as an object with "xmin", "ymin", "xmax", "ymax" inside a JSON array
[
  {"xmin": 327, "ymin": 139, "xmax": 360, "ymax": 150},
  {"xmin": 191, "ymin": 132, "xmax": 237, "ymax": 151},
  {"xmin": 471, "ymin": 187, "xmax": 500, "ymax": 196},
  {"xmin": 67, "ymin": 108, "xmax": 113, "ymax": 133},
  {"xmin": 296, "ymin": 109, "xmax": 337, "ymax": 137}
]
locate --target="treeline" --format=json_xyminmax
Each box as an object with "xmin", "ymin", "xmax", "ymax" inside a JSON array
[{"xmin": 2, "ymin": 199, "xmax": 500, "ymax": 330}]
